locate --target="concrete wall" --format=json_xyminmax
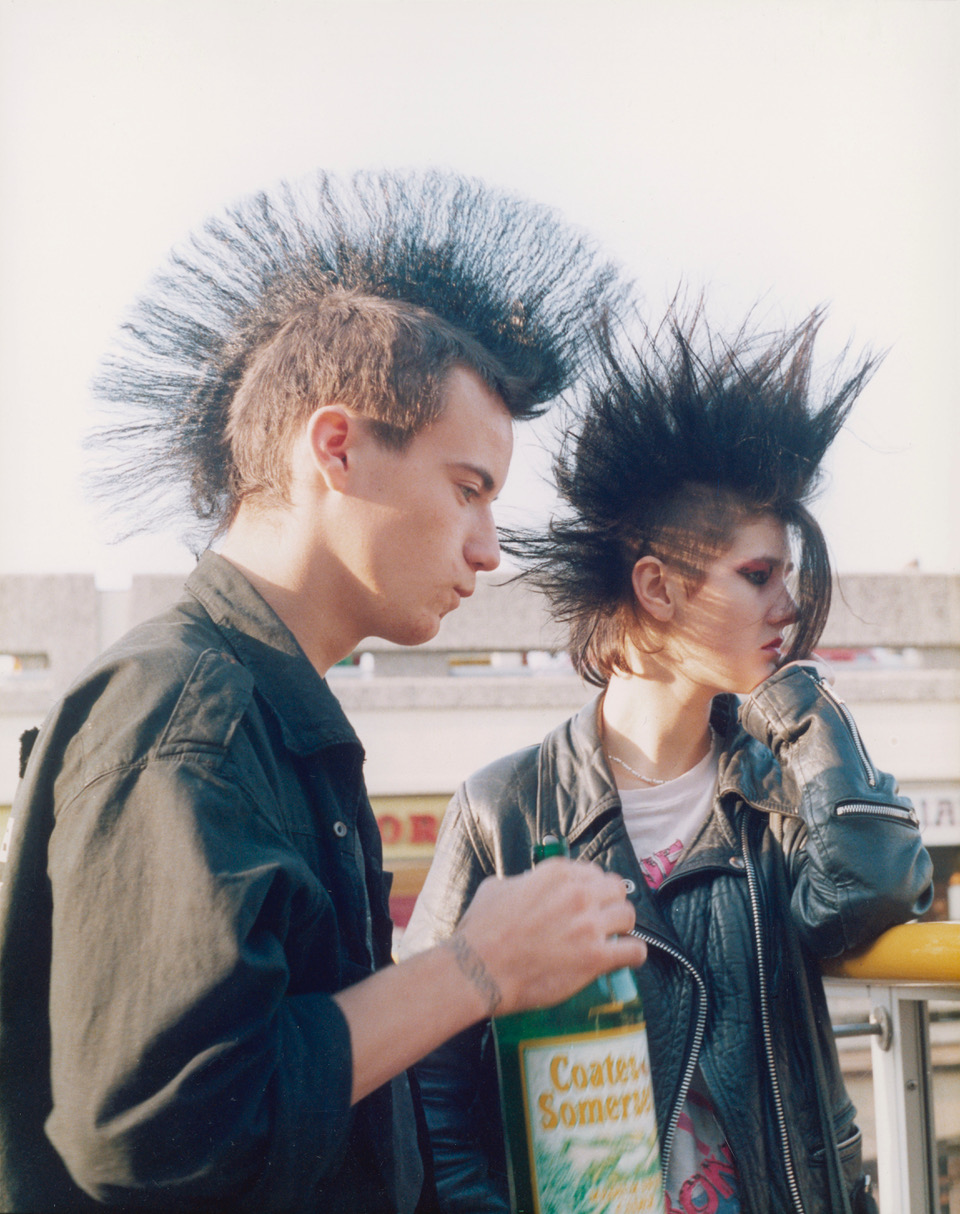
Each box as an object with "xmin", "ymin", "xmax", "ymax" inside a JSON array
[
  {"xmin": 2, "ymin": 572, "xmax": 958, "ymax": 844},
  {"xmin": 63, "ymin": 569, "xmax": 960, "ymax": 660}
]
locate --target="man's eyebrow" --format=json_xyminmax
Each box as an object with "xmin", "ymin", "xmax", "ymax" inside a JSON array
[{"xmin": 449, "ymin": 462, "xmax": 495, "ymax": 492}]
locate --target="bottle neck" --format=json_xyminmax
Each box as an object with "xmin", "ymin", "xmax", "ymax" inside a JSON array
[{"xmin": 532, "ymin": 834, "xmax": 569, "ymax": 864}]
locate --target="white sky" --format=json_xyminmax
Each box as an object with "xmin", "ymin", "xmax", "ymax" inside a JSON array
[{"xmin": 0, "ymin": 0, "xmax": 957, "ymax": 587}]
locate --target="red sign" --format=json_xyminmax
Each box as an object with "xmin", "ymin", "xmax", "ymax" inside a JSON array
[{"xmin": 377, "ymin": 812, "xmax": 440, "ymax": 848}]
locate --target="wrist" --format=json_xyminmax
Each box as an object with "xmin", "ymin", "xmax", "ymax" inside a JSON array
[
  {"xmin": 444, "ymin": 930, "xmax": 504, "ymax": 1019},
  {"xmin": 740, "ymin": 661, "xmax": 822, "ymax": 747}
]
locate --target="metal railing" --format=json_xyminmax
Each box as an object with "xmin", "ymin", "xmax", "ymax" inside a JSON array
[{"xmin": 823, "ymin": 923, "xmax": 960, "ymax": 1214}]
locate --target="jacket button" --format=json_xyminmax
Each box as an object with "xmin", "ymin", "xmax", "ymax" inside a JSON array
[
  {"xmin": 333, "ymin": 821, "xmax": 348, "ymax": 838},
  {"xmin": 729, "ymin": 856, "xmax": 745, "ymax": 869}
]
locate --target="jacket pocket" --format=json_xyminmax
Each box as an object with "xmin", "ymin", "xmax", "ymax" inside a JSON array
[{"xmin": 811, "ymin": 1123, "xmax": 865, "ymax": 1197}]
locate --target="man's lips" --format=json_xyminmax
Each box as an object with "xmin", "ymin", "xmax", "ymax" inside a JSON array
[{"xmin": 441, "ymin": 585, "xmax": 473, "ymax": 616}]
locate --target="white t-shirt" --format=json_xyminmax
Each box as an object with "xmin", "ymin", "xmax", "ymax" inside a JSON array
[
  {"xmin": 618, "ymin": 743, "xmax": 718, "ymax": 892},
  {"xmin": 618, "ymin": 740, "xmax": 741, "ymax": 1213}
]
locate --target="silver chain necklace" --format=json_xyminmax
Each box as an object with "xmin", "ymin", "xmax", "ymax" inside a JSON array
[
  {"xmin": 607, "ymin": 726, "xmax": 718, "ymax": 787},
  {"xmin": 607, "ymin": 753, "xmax": 667, "ymax": 786}
]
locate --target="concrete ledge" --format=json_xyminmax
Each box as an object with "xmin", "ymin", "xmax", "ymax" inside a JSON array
[
  {"xmin": 834, "ymin": 668, "xmax": 960, "ymax": 703},
  {"xmin": 330, "ymin": 667, "xmax": 960, "ymax": 713},
  {"xmin": 0, "ymin": 572, "xmax": 957, "ymax": 724},
  {"xmin": 824, "ymin": 573, "xmax": 960, "ymax": 648},
  {"xmin": 331, "ymin": 673, "xmax": 593, "ymax": 712}
]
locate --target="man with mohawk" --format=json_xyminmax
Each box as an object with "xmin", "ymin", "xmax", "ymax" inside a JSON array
[{"xmin": 0, "ymin": 171, "xmax": 646, "ymax": 1213}]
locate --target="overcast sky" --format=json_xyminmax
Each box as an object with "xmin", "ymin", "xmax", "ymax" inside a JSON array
[{"xmin": 0, "ymin": 0, "xmax": 957, "ymax": 587}]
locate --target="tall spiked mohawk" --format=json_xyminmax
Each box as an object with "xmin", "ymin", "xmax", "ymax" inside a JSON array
[
  {"xmin": 88, "ymin": 169, "xmax": 623, "ymax": 546},
  {"xmin": 505, "ymin": 305, "xmax": 881, "ymax": 684}
]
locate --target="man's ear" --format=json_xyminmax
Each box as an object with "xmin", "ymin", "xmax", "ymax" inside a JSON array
[
  {"xmin": 305, "ymin": 406, "xmax": 356, "ymax": 491},
  {"xmin": 631, "ymin": 556, "xmax": 678, "ymax": 623}
]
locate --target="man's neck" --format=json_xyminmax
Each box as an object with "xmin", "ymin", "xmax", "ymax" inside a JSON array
[{"xmin": 219, "ymin": 506, "xmax": 360, "ymax": 677}]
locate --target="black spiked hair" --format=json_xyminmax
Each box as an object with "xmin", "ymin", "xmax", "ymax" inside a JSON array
[
  {"xmin": 504, "ymin": 305, "xmax": 881, "ymax": 685},
  {"xmin": 88, "ymin": 168, "xmax": 623, "ymax": 545}
]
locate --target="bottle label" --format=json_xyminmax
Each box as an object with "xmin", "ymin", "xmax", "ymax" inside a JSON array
[{"xmin": 518, "ymin": 1022, "xmax": 664, "ymax": 1213}]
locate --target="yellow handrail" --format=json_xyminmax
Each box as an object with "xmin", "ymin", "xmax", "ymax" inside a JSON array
[{"xmin": 822, "ymin": 921, "xmax": 960, "ymax": 983}]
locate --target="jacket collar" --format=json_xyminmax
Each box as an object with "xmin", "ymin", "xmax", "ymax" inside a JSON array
[
  {"xmin": 535, "ymin": 696, "xmax": 623, "ymax": 846},
  {"xmin": 539, "ymin": 689, "xmax": 789, "ymax": 881},
  {"xmin": 184, "ymin": 552, "xmax": 361, "ymax": 756}
]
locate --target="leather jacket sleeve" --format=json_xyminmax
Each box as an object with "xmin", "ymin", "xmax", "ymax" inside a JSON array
[{"xmin": 738, "ymin": 662, "xmax": 934, "ymax": 957}]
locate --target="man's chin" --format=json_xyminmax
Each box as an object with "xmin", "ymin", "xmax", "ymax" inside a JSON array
[{"xmin": 390, "ymin": 613, "xmax": 445, "ymax": 648}]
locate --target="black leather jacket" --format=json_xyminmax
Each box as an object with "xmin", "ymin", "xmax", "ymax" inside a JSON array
[{"xmin": 401, "ymin": 663, "xmax": 933, "ymax": 1214}]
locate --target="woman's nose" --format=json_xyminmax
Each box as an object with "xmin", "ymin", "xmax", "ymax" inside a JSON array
[{"xmin": 771, "ymin": 584, "xmax": 798, "ymax": 626}]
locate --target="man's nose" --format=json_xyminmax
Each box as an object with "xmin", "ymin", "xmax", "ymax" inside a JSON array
[{"xmin": 466, "ymin": 507, "xmax": 501, "ymax": 573}]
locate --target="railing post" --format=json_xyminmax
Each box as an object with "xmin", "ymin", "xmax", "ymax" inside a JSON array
[{"xmin": 868, "ymin": 984, "xmax": 938, "ymax": 1214}]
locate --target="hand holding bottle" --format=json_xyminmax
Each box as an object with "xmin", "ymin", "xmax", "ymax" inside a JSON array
[
  {"xmin": 490, "ymin": 837, "xmax": 665, "ymax": 1214},
  {"xmin": 450, "ymin": 857, "xmax": 647, "ymax": 1018}
]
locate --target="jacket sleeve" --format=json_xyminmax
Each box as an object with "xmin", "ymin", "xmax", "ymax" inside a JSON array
[
  {"xmin": 400, "ymin": 788, "xmax": 511, "ymax": 1214},
  {"xmin": 738, "ymin": 662, "xmax": 934, "ymax": 957},
  {"xmin": 44, "ymin": 743, "xmax": 356, "ymax": 1211}
]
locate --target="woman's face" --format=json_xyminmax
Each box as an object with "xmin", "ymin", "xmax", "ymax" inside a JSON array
[{"xmin": 663, "ymin": 513, "xmax": 798, "ymax": 696}]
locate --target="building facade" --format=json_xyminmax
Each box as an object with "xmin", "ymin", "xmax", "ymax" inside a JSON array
[{"xmin": 2, "ymin": 570, "xmax": 959, "ymax": 923}]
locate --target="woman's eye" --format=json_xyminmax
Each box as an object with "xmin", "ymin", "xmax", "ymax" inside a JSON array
[{"xmin": 740, "ymin": 567, "xmax": 771, "ymax": 586}]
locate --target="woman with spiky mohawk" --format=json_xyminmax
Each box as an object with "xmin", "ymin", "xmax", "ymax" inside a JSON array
[
  {"xmin": 513, "ymin": 306, "xmax": 868, "ymax": 683},
  {"xmin": 89, "ymin": 168, "xmax": 620, "ymax": 546},
  {"xmin": 403, "ymin": 307, "xmax": 932, "ymax": 1214},
  {"xmin": 0, "ymin": 170, "xmax": 649, "ymax": 1214}
]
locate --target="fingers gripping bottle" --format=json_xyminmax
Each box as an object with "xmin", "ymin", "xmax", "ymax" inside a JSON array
[{"xmin": 492, "ymin": 836, "xmax": 665, "ymax": 1214}]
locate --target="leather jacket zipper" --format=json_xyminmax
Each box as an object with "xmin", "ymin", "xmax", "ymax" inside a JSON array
[
  {"xmin": 740, "ymin": 816, "xmax": 806, "ymax": 1214},
  {"xmin": 808, "ymin": 674, "xmax": 877, "ymax": 788},
  {"xmin": 836, "ymin": 799, "xmax": 919, "ymax": 826},
  {"xmin": 629, "ymin": 927, "xmax": 708, "ymax": 1183}
]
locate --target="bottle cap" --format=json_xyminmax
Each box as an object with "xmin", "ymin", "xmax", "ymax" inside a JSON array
[{"xmin": 532, "ymin": 834, "xmax": 569, "ymax": 864}]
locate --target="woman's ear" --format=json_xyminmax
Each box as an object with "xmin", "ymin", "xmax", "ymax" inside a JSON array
[
  {"xmin": 305, "ymin": 405, "xmax": 355, "ymax": 491},
  {"xmin": 631, "ymin": 556, "xmax": 678, "ymax": 623}
]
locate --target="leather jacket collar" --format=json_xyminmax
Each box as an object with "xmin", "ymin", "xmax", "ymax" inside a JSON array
[{"xmin": 537, "ymin": 690, "xmax": 791, "ymax": 853}]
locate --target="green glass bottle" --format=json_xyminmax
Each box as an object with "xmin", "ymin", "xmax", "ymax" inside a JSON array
[{"xmin": 492, "ymin": 836, "xmax": 664, "ymax": 1214}]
